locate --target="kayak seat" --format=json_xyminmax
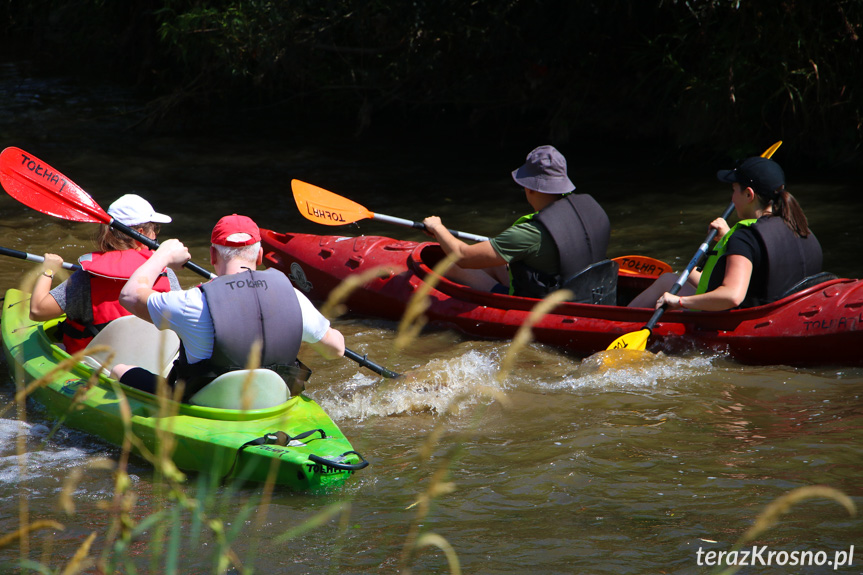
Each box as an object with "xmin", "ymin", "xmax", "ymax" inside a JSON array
[
  {"xmin": 82, "ymin": 315, "xmax": 180, "ymax": 378},
  {"xmin": 779, "ymin": 271, "xmax": 838, "ymax": 299},
  {"xmin": 188, "ymin": 369, "xmax": 289, "ymax": 410},
  {"xmin": 559, "ymin": 259, "xmax": 619, "ymax": 305}
]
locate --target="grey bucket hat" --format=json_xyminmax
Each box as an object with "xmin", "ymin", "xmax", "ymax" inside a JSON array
[{"xmin": 511, "ymin": 145, "xmax": 575, "ymax": 194}]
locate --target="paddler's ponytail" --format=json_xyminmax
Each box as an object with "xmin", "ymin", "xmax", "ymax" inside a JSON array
[{"xmin": 760, "ymin": 186, "xmax": 811, "ymax": 238}]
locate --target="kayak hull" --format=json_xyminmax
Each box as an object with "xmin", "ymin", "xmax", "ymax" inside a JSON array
[
  {"xmin": 2, "ymin": 288, "xmax": 366, "ymax": 490},
  {"xmin": 261, "ymin": 230, "xmax": 863, "ymax": 367}
]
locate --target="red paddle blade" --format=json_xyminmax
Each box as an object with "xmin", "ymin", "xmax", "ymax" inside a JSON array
[{"xmin": 0, "ymin": 147, "xmax": 109, "ymax": 224}]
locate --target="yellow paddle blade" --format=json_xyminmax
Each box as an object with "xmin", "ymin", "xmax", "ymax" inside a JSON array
[
  {"xmin": 762, "ymin": 141, "xmax": 782, "ymax": 158},
  {"xmin": 612, "ymin": 255, "xmax": 673, "ymax": 277},
  {"xmin": 291, "ymin": 179, "xmax": 375, "ymax": 226},
  {"xmin": 606, "ymin": 328, "xmax": 651, "ymax": 351}
]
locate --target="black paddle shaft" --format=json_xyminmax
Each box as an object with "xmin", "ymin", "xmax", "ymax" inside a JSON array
[
  {"xmin": 643, "ymin": 202, "xmax": 736, "ymax": 332},
  {"xmin": 111, "ymin": 220, "xmax": 217, "ymax": 280},
  {"xmin": 344, "ymin": 348, "xmax": 402, "ymax": 378}
]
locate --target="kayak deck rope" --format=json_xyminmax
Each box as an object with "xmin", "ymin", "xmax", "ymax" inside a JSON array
[{"xmin": 223, "ymin": 428, "xmax": 327, "ymax": 480}]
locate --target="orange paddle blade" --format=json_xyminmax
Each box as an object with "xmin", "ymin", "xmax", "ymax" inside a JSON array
[
  {"xmin": 606, "ymin": 328, "xmax": 651, "ymax": 351},
  {"xmin": 292, "ymin": 179, "xmax": 375, "ymax": 226},
  {"xmin": 613, "ymin": 255, "xmax": 672, "ymax": 277}
]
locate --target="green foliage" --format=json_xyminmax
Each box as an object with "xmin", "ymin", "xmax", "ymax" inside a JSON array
[{"xmin": 1, "ymin": 0, "xmax": 861, "ymax": 162}]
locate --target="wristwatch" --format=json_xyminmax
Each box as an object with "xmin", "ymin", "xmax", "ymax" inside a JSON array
[{"xmin": 42, "ymin": 269, "xmax": 54, "ymax": 279}]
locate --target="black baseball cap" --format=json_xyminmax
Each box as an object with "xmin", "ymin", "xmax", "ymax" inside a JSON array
[{"xmin": 717, "ymin": 157, "xmax": 785, "ymax": 196}]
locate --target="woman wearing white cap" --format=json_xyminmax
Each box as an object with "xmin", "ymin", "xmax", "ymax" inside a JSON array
[{"xmin": 29, "ymin": 194, "xmax": 181, "ymax": 353}]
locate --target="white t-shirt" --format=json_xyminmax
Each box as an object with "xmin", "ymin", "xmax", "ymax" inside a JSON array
[{"xmin": 147, "ymin": 286, "xmax": 330, "ymax": 364}]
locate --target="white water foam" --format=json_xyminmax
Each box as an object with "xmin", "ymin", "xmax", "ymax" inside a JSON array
[
  {"xmin": 317, "ymin": 350, "xmax": 503, "ymax": 421},
  {"xmin": 540, "ymin": 351, "xmax": 719, "ymax": 392},
  {"xmin": 0, "ymin": 418, "xmax": 105, "ymax": 486}
]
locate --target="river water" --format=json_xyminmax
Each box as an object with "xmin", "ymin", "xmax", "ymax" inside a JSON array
[{"xmin": 1, "ymin": 63, "xmax": 863, "ymax": 574}]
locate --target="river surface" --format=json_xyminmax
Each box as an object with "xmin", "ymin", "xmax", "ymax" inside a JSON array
[{"xmin": 1, "ymin": 62, "xmax": 863, "ymax": 574}]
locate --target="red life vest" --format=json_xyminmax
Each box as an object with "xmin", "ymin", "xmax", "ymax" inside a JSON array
[{"xmin": 62, "ymin": 249, "xmax": 172, "ymax": 353}]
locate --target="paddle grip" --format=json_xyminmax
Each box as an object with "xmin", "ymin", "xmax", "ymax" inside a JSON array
[
  {"xmin": 374, "ymin": 214, "xmax": 489, "ymax": 242},
  {"xmin": 110, "ymin": 220, "xmax": 217, "ymax": 280},
  {"xmin": 644, "ymin": 202, "xmax": 736, "ymax": 333},
  {"xmin": 0, "ymin": 246, "xmax": 79, "ymax": 271},
  {"xmin": 344, "ymin": 347, "xmax": 401, "ymax": 378},
  {"xmin": 410, "ymin": 221, "xmax": 489, "ymax": 242},
  {"xmin": 446, "ymin": 228, "xmax": 489, "ymax": 242}
]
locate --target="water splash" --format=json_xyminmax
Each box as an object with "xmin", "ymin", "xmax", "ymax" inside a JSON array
[
  {"xmin": 317, "ymin": 350, "xmax": 502, "ymax": 420},
  {"xmin": 0, "ymin": 419, "xmax": 92, "ymax": 486},
  {"xmin": 540, "ymin": 350, "xmax": 719, "ymax": 392}
]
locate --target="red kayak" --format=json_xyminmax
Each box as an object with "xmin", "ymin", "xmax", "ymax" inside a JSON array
[{"xmin": 261, "ymin": 230, "xmax": 863, "ymax": 367}]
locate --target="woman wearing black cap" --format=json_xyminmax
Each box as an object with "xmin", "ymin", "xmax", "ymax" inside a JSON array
[{"xmin": 653, "ymin": 156, "xmax": 822, "ymax": 311}]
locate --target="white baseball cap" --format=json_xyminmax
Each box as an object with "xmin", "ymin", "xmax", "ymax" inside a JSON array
[{"xmin": 107, "ymin": 194, "xmax": 172, "ymax": 226}]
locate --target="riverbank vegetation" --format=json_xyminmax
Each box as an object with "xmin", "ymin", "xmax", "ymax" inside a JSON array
[{"xmin": 2, "ymin": 1, "xmax": 861, "ymax": 165}]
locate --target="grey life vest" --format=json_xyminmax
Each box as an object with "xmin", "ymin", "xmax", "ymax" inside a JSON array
[
  {"xmin": 201, "ymin": 268, "xmax": 303, "ymax": 369},
  {"xmin": 173, "ymin": 268, "xmax": 305, "ymax": 398},
  {"xmin": 509, "ymin": 194, "xmax": 610, "ymax": 298}
]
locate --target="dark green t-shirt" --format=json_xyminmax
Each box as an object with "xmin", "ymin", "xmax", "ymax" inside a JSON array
[{"xmin": 488, "ymin": 220, "xmax": 560, "ymax": 274}]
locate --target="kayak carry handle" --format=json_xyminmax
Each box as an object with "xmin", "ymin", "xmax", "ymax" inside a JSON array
[{"xmin": 308, "ymin": 450, "xmax": 369, "ymax": 471}]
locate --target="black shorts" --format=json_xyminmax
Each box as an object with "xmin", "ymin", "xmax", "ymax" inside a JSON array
[{"xmin": 120, "ymin": 367, "xmax": 168, "ymax": 395}]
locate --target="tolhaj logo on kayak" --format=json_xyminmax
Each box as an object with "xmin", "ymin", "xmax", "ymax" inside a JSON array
[
  {"xmin": 224, "ymin": 279, "xmax": 268, "ymax": 291},
  {"xmin": 618, "ymin": 257, "xmax": 658, "ymax": 275}
]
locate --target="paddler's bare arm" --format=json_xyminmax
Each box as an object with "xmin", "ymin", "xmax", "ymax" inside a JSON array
[
  {"xmin": 119, "ymin": 239, "xmax": 191, "ymax": 322},
  {"xmin": 29, "ymin": 253, "xmax": 64, "ymax": 321},
  {"xmin": 310, "ymin": 327, "xmax": 346, "ymax": 358},
  {"xmin": 422, "ymin": 216, "xmax": 506, "ymax": 268},
  {"xmin": 658, "ymin": 254, "xmax": 753, "ymax": 311}
]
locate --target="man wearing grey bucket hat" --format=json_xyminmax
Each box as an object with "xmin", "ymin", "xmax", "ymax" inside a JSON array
[{"xmin": 423, "ymin": 145, "xmax": 610, "ymax": 298}]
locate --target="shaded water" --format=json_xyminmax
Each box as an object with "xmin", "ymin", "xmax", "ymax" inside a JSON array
[{"xmin": 2, "ymin": 63, "xmax": 863, "ymax": 574}]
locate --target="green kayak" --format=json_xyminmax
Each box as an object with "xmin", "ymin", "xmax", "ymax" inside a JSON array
[{"xmin": 1, "ymin": 288, "xmax": 367, "ymax": 490}]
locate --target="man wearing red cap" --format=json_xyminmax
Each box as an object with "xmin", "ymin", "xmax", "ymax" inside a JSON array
[{"xmin": 113, "ymin": 214, "xmax": 345, "ymax": 399}]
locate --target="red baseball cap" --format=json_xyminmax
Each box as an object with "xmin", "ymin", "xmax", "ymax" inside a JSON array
[{"xmin": 210, "ymin": 214, "xmax": 261, "ymax": 247}]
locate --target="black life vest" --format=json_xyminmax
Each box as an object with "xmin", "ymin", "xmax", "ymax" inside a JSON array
[
  {"xmin": 705, "ymin": 216, "xmax": 823, "ymax": 307},
  {"xmin": 509, "ymin": 194, "xmax": 610, "ymax": 298}
]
